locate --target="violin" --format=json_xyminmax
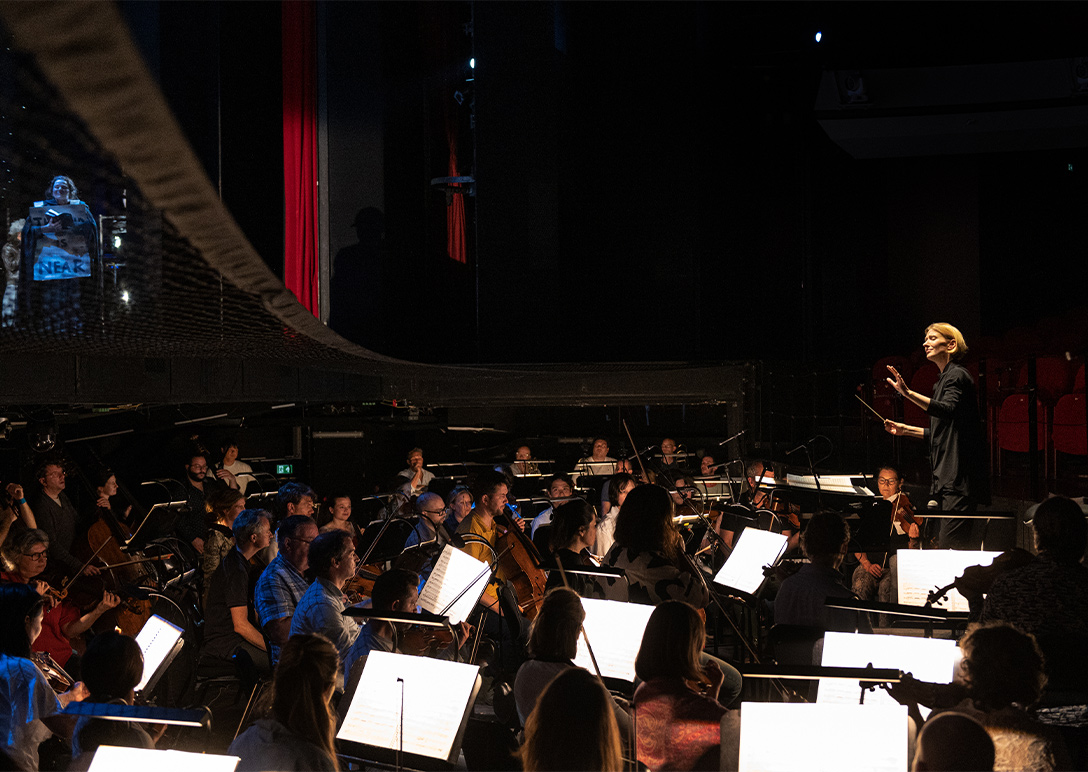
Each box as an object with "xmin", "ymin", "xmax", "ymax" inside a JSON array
[
  {"xmin": 887, "ymin": 492, "xmax": 930, "ymax": 549},
  {"xmin": 31, "ymin": 651, "xmax": 74, "ymax": 693}
]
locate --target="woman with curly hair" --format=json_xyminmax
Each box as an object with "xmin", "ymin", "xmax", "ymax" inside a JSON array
[{"xmin": 229, "ymin": 632, "xmax": 339, "ymax": 771}]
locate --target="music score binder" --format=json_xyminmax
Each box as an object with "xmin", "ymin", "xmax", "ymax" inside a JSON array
[
  {"xmin": 88, "ymin": 746, "xmax": 239, "ymax": 771},
  {"xmin": 738, "ymin": 702, "xmax": 907, "ymax": 772},
  {"xmin": 134, "ymin": 614, "xmax": 184, "ymax": 694},
  {"xmin": 417, "ymin": 545, "xmax": 491, "ymax": 624},
  {"xmin": 573, "ymin": 597, "xmax": 655, "ymax": 682},
  {"xmin": 896, "ymin": 549, "xmax": 1001, "ymax": 611},
  {"xmin": 712, "ymin": 527, "xmax": 789, "ymax": 595},
  {"xmin": 337, "ymin": 651, "xmax": 481, "ymax": 767},
  {"xmin": 817, "ymin": 631, "xmax": 960, "ymax": 715}
]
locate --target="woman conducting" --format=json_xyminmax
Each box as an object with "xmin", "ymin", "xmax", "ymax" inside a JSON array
[{"xmin": 883, "ymin": 323, "xmax": 987, "ymax": 549}]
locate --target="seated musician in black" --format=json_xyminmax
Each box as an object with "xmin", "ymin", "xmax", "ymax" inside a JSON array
[
  {"xmin": 851, "ymin": 465, "xmax": 921, "ymax": 604},
  {"xmin": 775, "ymin": 511, "xmax": 871, "ymax": 634},
  {"xmin": 201, "ymin": 509, "xmax": 273, "ymax": 674},
  {"xmin": 400, "ymin": 491, "xmax": 452, "ymax": 582},
  {"xmin": 543, "ymin": 500, "xmax": 610, "ymax": 599}
]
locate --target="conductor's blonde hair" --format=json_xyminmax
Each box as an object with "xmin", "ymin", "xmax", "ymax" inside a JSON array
[{"xmin": 925, "ymin": 323, "xmax": 968, "ymax": 361}]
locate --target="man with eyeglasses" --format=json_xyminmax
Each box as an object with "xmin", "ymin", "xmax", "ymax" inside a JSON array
[
  {"xmin": 402, "ymin": 493, "xmax": 452, "ymax": 583},
  {"xmin": 289, "ymin": 530, "xmax": 363, "ymax": 686},
  {"xmin": 33, "ymin": 461, "xmax": 99, "ymax": 581},
  {"xmin": 255, "ymin": 515, "xmax": 320, "ymax": 665}
]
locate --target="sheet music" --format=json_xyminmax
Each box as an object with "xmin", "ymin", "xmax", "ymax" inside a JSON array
[
  {"xmin": 417, "ymin": 545, "xmax": 490, "ymax": 624},
  {"xmin": 337, "ymin": 651, "xmax": 480, "ymax": 761},
  {"xmin": 573, "ymin": 598, "xmax": 655, "ymax": 682},
  {"xmin": 134, "ymin": 614, "xmax": 184, "ymax": 692},
  {"xmin": 784, "ymin": 473, "xmax": 875, "ymax": 496},
  {"xmin": 712, "ymin": 527, "xmax": 789, "ymax": 595},
  {"xmin": 818, "ymin": 631, "xmax": 961, "ymax": 716},
  {"xmin": 89, "ymin": 746, "xmax": 239, "ymax": 772},
  {"xmin": 738, "ymin": 702, "xmax": 907, "ymax": 772},
  {"xmin": 897, "ymin": 549, "xmax": 1002, "ymax": 611}
]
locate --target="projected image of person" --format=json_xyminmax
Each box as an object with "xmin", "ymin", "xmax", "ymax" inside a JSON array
[
  {"xmin": 884, "ymin": 323, "xmax": 988, "ymax": 549},
  {"xmin": 2, "ymin": 219, "xmax": 24, "ymax": 327},
  {"xmin": 19, "ymin": 175, "xmax": 98, "ymax": 334}
]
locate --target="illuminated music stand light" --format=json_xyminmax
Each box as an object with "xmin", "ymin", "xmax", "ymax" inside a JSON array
[{"xmin": 738, "ymin": 702, "xmax": 908, "ymax": 772}]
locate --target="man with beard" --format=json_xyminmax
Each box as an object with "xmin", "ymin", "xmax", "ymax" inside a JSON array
[
  {"xmin": 255, "ymin": 515, "xmax": 320, "ymax": 666},
  {"xmin": 176, "ymin": 452, "xmax": 231, "ymax": 555}
]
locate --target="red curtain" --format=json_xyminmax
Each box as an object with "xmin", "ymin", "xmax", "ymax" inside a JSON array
[
  {"xmin": 282, "ymin": 1, "xmax": 319, "ymax": 315},
  {"xmin": 446, "ymin": 128, "xmax": 467, "ymax": 264}
]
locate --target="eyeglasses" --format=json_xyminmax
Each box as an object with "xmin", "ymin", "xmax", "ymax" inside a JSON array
[
  {"xmin": 23, "ymin": 550, "xmax": 48, "ymax": 561},
  {"xmin": 877, "ymin": 478, "xmax": 899, "ymax": 485},
  {"xmin": 421, "ymin": 509, "xmax": 446, "ymax": 516}
]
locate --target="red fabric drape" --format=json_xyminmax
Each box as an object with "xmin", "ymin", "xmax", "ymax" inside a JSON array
[
  {"xmin": 282, "ymin": 1, "xmax": 319, "ymax": 315},
  {"xmin": 446, "ymin": 130, "xmax": 467, "ymax": 264}
]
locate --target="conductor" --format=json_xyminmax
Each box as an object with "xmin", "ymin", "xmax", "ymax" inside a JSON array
[{"xmin": 882, "ymin": 323, "xmax": 987, "ymax": 549}]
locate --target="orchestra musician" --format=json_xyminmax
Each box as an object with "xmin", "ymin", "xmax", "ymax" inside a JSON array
[
  {"xmin": 529, "ymin": 473, "xmax": 574, "ymax": 538},
  {"xmin": 543, "ymin": 500, "xmax": 611, "ymax": 599},
  {"xmin": 576, "ymin": 438, "xmax": 617, "ymax": 476},
  {"xmin": 851, "ymin": 465, "xmax": 923, "ymax": 604},
  {"xmin": 883, "ymin": 323, "xmax": 988, "ymax": 549},
  {"xmin": 395, "ymin": 447, "xmax": 435, "ymax": 496},
  {"xmin": 656, "ymin": 438, "xmax": 682, "ymax": 475},
  {"xmin": 0, "ymin": 583, "xmax": 88, "ymax": 771},
  {"xmin": 1, "ymin": 529, "xmax": 120, "ymax": 678},
  {"xmin": 341, "ymin": 568, "xmax": 472, "ymax": 683},
  {"xmin": 508, "ymin": 445, "xmax": 541, "ymax": 477}
]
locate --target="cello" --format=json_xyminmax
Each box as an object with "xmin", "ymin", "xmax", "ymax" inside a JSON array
[
  {"xmin": 493, "ymin": 502, "xmax": 548, "ymax": 620},
  {"xmin": 78, "ymin": 473, "xmax": 162, "ymax": 637}
]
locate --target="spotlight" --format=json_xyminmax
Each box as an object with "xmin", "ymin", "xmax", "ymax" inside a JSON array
[
  {"xmin": 814, "ymin": 31, "xmax": 822, "ymax": 43},
  {"xmin": 470, "ymin": 58, "xmax": 475, "ymax": 69},
  {"xmin": 121, "ymin": 290, "xmax": 130, "ymax": 304}
]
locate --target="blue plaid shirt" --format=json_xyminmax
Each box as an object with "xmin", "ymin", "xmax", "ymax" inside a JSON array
[{"xmin": 254, "ymin": 553, "xmax": 310, "ymax": 664}]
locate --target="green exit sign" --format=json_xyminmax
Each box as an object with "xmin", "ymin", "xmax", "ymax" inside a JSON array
[{"xmin": 276, "ymin": 464, "xmax": 294, "ymax": 475}]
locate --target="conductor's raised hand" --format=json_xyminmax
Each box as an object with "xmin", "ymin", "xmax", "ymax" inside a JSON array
[
  {"xmin": 884, "ymin": 419, "xmax": 907, "ymax": 436},
  {"xmin": 885, "ymin": 365, "xmax": 908, "ymax": 396}
]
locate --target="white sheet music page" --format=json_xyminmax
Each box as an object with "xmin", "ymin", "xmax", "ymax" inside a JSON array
[
  {"xmin": 897, "ymin": 549, "xmax": 1002, "ymax": 611},
  {"xmin": 417, "ymin": 545, "xmax": 490, "ymax": 624},
  {"xmin": 738, "ymin": 702, "xmax": 907, "ymax": 772},
  {"xmin": 573, "ymin": 598, "xmax": 655, "ymax": 682},
  {"xmin": 89, "ymin": 746, "xmax": 239, "ymax": 772},
  {"xmin": 134, "ymin": 614, "xmax": 184, "ymax": 691},
  {"xmin": 712, "ymin": 527, "xmax": 789, "ymax": 595},
  {"xmin": 817, "ymin": 631, "xmax": 961, "ymax": 715},
  {"xmin": 337, "ymin": 651, "xmax": 480, "ymax": 761}
]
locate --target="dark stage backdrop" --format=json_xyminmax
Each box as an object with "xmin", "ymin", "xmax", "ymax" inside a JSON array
[{"xmin": 125, "ymin": 1, "xmax": 1088, "ymax": 367}]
